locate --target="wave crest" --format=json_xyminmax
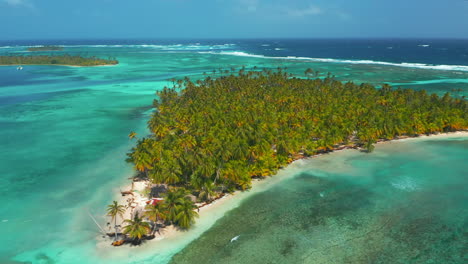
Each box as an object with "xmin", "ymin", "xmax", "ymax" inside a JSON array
[
  {"xmin": 199, "ymin": 51, "xmax": 468, "ymax": 72},
  {"xmin": 0, "ymin": 44, "xmax": 236, "ymax": 51}
]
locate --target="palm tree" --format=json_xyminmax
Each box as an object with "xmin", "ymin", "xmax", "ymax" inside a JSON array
[
  {"xmin": 122, "ymin": 212, "xmax": 151, "ymax": 244},
  {"xmin": 163, "ymin": 188, "xmax": 187, "ymax": 224},
  {"xmin": 364, "ymin": 140, "xmax": 375, "ymax": 153},
  {"xmin": 106, "ymin": 201, "xmax": 126, "ymax": 241},
  {"xmin": 161, "ymin": 160, "xmax": 182, "ymax": 184},
  {"xmin": 176, "ymin": 198, "xmax": 199, "ymax": 229},
  {"xmin": 128, "ymin": 131, "xmax": 137, "ymax": 140},
  {"xmin": 126, "ymin": 138, "xmax": 155, "ymax": 178},
  {"xmin": 198, "ymin": 180, "xmax": 216, "ymax": 202},
  {"xmin": 304, "ymin": 68, "xmax": 314, "ymax": 78},
  {"xmin": 144, "ymin": 203, "xmax": 167, "ymax": 235}
]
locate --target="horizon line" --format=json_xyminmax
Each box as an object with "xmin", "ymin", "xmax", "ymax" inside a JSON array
[{"xmin": 1, "ymin": 37, "xmax": 468, "ymax": 42}]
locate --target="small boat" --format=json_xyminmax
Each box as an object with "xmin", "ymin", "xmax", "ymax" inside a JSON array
[
  {"xmin": 230, "ymin": 235, "xmax": 240, "ymax": 242},
  {"xmin": 112, "ymin": 240, "xmax": 125, "ymax": 246},
  {"xmin": 17, "ymin": 66, "xmax": 23, "ymax": 70},
  {"xmin": 120, "ymin": 190, "xmax": 133, "ymax": 196}
]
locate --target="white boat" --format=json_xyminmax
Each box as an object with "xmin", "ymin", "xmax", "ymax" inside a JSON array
[{"xmin": 17, "ymin": 66, "xmax": 23, "ymax": 70}]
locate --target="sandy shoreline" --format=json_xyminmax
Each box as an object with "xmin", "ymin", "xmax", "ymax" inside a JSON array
[
  {"xmin": 95, "ymin": 131, "xmax": 468, "ymax": 261},
  {"xmin": 94, "ymin": 164, "xmax": 302, "ymax": 262}
]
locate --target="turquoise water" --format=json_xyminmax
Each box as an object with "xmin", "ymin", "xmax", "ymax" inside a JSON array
[
  {"xmin": 172, "ymin": 136, "xmax": 468, "ymax": 264},
  {"xmin": 0, "ymin": 42, "xmax": 467, "ymax": 263}
]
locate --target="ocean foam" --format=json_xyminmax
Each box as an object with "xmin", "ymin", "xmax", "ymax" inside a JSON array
[
  {"xmin": 199, "ymin": 51, "xmax": 266, "ymax": 58},
  {"xmin": 199, "ymin": 51, "xmax": 468, "ymax": 72},
  {"xmin": 387, "ymin": 79, "xmax": 468, "ymax": 86},
  {"xmin": 2, "ymin": 44, "xmax": 236, "ymax": 51}
]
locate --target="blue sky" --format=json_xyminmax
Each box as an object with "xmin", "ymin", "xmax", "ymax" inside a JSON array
[{"xmin": 1, "ymin": 0, "xmax": 467, "ymax": 40}]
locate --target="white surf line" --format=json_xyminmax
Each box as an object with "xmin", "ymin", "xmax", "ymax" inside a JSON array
[
  {"xmin": 386, "ymin": 79, "xmax": 468, "ymax": 86},
  {"xmin": 199, "ymin": 51, "xmax": 468, "ymax": 72}
]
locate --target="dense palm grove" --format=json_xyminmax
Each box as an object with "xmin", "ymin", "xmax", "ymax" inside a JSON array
[
  {"xmin": 118, "ymin": 69, "xmax": 467, "ymax": 243},
  {"xmin": 0, "ymin": 55, "xmax": 118, "ymax": 66},
  {"xmin": 128, "ymin": 69, "xmax": 467, "ymax": 194}
]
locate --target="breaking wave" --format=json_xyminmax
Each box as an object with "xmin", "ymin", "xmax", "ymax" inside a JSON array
[
  {"xmin": 199, "ymin": 51, "xmax": 468, "ymax": 72},
  {"xmin": 0, "ymin": 44, "xmax": 236, "ymax": 51}
]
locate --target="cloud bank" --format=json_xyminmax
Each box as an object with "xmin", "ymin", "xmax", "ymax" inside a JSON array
[
  {"xmin": 3, "ymin": 0, "xmax": 34, "ymax": 8},
  {"xmin": 286, "ymin": 5, "xmax": 322, "ymax": 17}
]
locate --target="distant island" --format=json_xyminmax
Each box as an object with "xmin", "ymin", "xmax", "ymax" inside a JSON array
[
  {"xmin": 27, "ymin": 46, "xmax": 64, "ymax": 52},
  {"xmin": 0, "ymin": 55, "xmax": 118, "ymax": 66},
  {"xmin": 104, "ymin": 69, "xmax": 467, "ymax": 246}
]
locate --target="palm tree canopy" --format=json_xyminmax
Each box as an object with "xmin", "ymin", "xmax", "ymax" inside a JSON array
[
  {"xmin": 175, "ymin": 198, "xmax": 199, "ymax": 229},
  {"xmin": 128, "ymin": 131, "xmax": 137, "ymax": 139},
  {"xmin": 124, "ymin": 69, "xmax": 467, "ymax": 230},
  {"xmin": 163, "ymin": 188, "xmax": 189, "ymax": 222},
  {"xmin": 123, "ymin": 212, "xmax": 151, "ymax": 240},
  {"xmin": 144, "ymin": 202, "xmax": 167, "ymax": 223},
  {"xmin": 107, "ymin": 201, "xmax": 126, "ymax": 221}
]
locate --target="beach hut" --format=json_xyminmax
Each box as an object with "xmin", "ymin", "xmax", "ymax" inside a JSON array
[{"xmin": 146, "ymin": 198, "xmax": 164, "ymax": 206}]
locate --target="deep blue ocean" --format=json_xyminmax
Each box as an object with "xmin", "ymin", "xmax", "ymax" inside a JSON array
[
  {"xmin": 0, "ymin": 39, "xmax": 467, "ymax": 264},
  {"xmin": 2, "ymin": 38, "xmax": 468, "ymax": 67}
]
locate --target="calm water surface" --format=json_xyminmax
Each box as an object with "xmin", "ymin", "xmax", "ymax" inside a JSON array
[{"xmin": 172, "ymin": 137, "xmax": 468, "ymax": 264}]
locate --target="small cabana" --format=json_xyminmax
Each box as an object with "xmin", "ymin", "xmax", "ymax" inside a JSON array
[{"xmin": 146, "ymin": 198, "xmax": 164, "ymax": 206}]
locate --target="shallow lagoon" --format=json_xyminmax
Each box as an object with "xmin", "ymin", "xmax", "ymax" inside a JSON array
[
  {"xmin": 172, "ymin": 136, "xmax": 468, "ymax": 264},
  {"xmin": 0, "ymin": 41, "xmax": 467, "ymax": 263}
]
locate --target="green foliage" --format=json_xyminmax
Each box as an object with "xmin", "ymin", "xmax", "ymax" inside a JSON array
[
  {"xmin": 304, "ymin": 68, "xmax": 314, "ymax": 78},
  {"xmin": 175, "ymin": 197, "xmax": 199, "ymax": 229},
  {"xmin": 197, "ymin": 181, "xmax": 216, "ymax": 202},
  {"xmin": 106, "ymin": 201, "xmax": 126, "ymax": 223},
  {"xmin": 127, "ymin": 70, "xmax": 468, "ymax": 199},
  {"xmin": 106, "ymin": 201, "xmax": 126, "ymax": 241},
  {"xmin": 365, "ymin": 140, "xmax": 376, "ymax": 153},
  {"xmin": 122, "ymin": 212, "xmax": 151, "ymax": 242},
  {"xmin": 107, "ymin": 201, "xmax": 125, "ymax": 240},
  {"xmin": 144, "ymin": 202, "xmax": 166, "ymax": 235},
  {"xmin": 27, "ymin": 46, "xmax": 63, "ymax": 51},
  {"xmin": 162, "ymin": 188, "xmax": 198, "ymax": 229},
  {"xmin": 0, "ymin": 55, "xmax": 118, "ymax": 66}
]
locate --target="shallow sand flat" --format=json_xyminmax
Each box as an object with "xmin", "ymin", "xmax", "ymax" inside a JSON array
[{"xmin": 170, "ymin": 133, "xmax": 468, "ymax": 264}]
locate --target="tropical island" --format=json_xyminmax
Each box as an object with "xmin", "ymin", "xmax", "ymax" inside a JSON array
[
  {"xmin": 0, "ymin": 55, "xmax": 118, "ymax": 66},
  {"xmin": 27, "ymin": 45, "xmax": 64, "ymax": 52},
  {"xmin": 105, "ymin": 69, "xmax": 467, "ymax": 246}
]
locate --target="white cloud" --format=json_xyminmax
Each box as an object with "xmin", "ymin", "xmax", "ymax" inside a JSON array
[
  {"xmin": 336, "ymin": 10, "xmax": 351, "ymax": 20},
  {"xmin": 286, "ymin": 5, "xmax": 322, "ymax": 17},
  {"xmin": 235, "ymin": 0, "xmax": 334, "ymax": 21},
  {"xmin": 239, "ymin": 0, "xmax": 259, "ymax": 13},
  {"xmin": 3, "ymin": 0, "xmax": 34, "ymax": 8}
]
